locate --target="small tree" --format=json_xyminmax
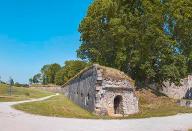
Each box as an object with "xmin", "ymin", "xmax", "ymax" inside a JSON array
[
  {"xmin": 8, "ymin": 77, "xmax": 14, "ymax": 96},
  {"xmin": 32, "ymin": 73, "xmax": 42, "ymax": 84},
  {"xmin": 29, "ymin": 78, "xmax": 33, "ymax": 85}
]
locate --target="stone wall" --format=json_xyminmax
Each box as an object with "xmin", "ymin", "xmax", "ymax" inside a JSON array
[
  {"xmin": 178, "ymin": 99, "xmax": 192, "ymax": 107},
  {"xmin": 62, "ymin": 66, "xmax": 98, "ymax": 112},
  {"xmin": 95, "ymin": 77, "xmax": 139, "ymax": 116},
  {"xmin": 149, "ymin": 75, "xmax": 192, "ymax": 99},
  {"xmin": 62, "ymin": 64, "xmax": 139, "ymax": 116},
  {"xmin": 160, "ymin": 75, "xmax": 192, "ymax": 99}
]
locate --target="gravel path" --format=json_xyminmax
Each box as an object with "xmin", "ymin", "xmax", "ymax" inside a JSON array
[{"xmin": 0, "ymin": 94, "xmax": 192, "ymax": 131}]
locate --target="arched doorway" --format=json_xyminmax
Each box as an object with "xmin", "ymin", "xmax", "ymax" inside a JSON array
[{"xmin": 114, "ymin": 95, "xmax": 123, "ymax": 114}]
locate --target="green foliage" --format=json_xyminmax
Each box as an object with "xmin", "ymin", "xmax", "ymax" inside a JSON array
[
  {"xmin": 46, "ymin": 64, "xmax": 61, "ymax": 84},
  {"xmin": 78, "ymin": 0, "xmax": 191, "ymax": 85},
  {"xmin": 14, "ymin": 82, "xmax": 29, "ymax": 87},
  {"xmin": 30, "ymin": 60, "xmax": 89, "ymax": 86},
  {"xmin": 40, "ymin": 63, "xmax": 61, "ymax": 84},
  {"xmin": 41, "ymin": 64, "xmax": 50, "ymax": 85},
  {"xmin": 29, "ymin": 78, "xmax": 33, "ymax": 84},
  {"xmin": 32, "ymin": 73, "xmax": 42, "ymax": 84},
  {"xmin": 167, "ymin": 0, "xmax": 192, "ymax": 74},
  {"xmin": 55, "ymin": 60, "xmax": 89, "ymax": 85},
  {"xmin": 54, "ymin": 68, "xmax": 66, "ymax": 85}
]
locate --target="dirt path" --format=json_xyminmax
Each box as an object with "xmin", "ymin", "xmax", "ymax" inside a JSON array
[{"xmin": 0, "ymin": 94, "xmax": 192, "ymax": 131}]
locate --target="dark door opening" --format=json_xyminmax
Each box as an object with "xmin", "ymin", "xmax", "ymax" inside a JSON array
[{"xmin": 114, "ymin": 95, "xmax": 123, "ymax": 114}]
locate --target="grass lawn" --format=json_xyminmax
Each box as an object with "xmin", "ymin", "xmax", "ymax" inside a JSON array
[
  {"xmin": 14, "ymin": 95, "xmax": 99, "ymax": 119},
  {"xmin": 0, "ymin": 84, "xmax": 53, "ymax": 102},
  {"xmin": 128, "ymin": 89, "xmax": 192, "ymax": 118},
  {"xmin": 13, "ymin": 89, "xmax": 192, "ymax": 119}
]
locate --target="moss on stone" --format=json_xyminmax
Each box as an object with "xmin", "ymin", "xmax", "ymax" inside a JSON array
[{"xmin": 62, "ymin": 64, "xmax": 135, "ymax": 87}]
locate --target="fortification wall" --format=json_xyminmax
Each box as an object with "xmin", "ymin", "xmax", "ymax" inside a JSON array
[
  {"xmin": 95, "ymin": 77, "xmax": 139, "ymax": 116},
  {"xmin": 149, "ymin": 75, "xmax": 192, "ymax": 99},
  {"xmin": 62, "ymin": 64, "xmax": 139, "ymax": 116},
  {"xmin": 62, "ymin": 66, "xmax": 98, "ymax": 112},
  {"xmin": 161, "ymin": 75, "xmax": 192, "ymax": 99}
]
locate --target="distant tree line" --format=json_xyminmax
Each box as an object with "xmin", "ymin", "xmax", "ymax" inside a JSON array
[
  {"xmin": 0, "ymin": 76, "xmax": 29, "ymax": 87},
  {"xmin": 29, "ymin": 60, "xmax": 89, "ymax": 86},
  {"xmin": 14, "ymin": 82, "xmax": 29, "ymax": 87}
]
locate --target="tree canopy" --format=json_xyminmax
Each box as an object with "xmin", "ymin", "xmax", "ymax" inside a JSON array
[
  {"xmin": 55, "ymin": 60, "xmax": 89, "ymax": 85},
  {"xmin": 77, "ymin": 0, "xmax": 192, "ymax": 86}
]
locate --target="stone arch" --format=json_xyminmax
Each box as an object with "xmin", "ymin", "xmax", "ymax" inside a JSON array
[{"xmin": 114, "ymin": 95, "xmax": 123, "ymax": 114}]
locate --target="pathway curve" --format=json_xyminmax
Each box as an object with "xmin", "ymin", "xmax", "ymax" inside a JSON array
[{"xmin": 0, "ymin": 94, "xmax": 192, "ymax": 131}]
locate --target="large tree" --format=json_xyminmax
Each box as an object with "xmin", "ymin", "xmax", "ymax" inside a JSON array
[
  {"xmin": 166, "ymin": 0, "xmax": 192, "ymax": 74},
  {"xmin": 78, "ymin": 0, "xmax": 191, "ymax": 86}
]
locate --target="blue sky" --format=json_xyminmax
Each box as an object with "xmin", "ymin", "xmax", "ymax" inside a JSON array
[{"xmin": 0, "ymin": 0, "xmax": 92, "ymax": 83}]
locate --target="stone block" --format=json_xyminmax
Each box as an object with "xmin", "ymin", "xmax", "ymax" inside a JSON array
[{"xmin": 97, "ymin": 76, "xmax": 103, "ymax": 81}]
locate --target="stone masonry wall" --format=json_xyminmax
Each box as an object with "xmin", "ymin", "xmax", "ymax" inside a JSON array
[
  {"xmin": 62, "ymin": 64, "xmax": 139, "ymax": 116},
  {"xmin": 62, "ymin": 66, "xmax": 98, "ymax": 112},
  {"xmin": 95, "ymin": 77, "xmax": 139, "ymax": 116},
  {"xmin": 160, "ymin": 75, "xmax": 192, "ymax": 99}
]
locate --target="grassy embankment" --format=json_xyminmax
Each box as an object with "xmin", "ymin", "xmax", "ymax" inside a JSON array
[
  {"xmin": 128, "ymin": 89, "xmax": 192, "ymax": 118},
  {"xmin": 14, "ymin": 95, "xmax": 97, "ymax": 119},
  {"xmin": 0, "ymin": 84, "xmax": 53, "ymax": 102},
  {"xmin": 13, "ymin": 89, "xmax": 192, "ymax": 119}
]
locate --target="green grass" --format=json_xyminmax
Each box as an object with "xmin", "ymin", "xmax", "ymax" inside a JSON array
[
  {"xmin": 0, "ymin": 84, "xmax": 53, "ymax": 102},
  {"xmin": 14, "ymin": 95, "xmax": 99, "ymax": 119},
  {"xmin": 13, "ymin": 89, "xmax": 192, "ymax": 119},
  {"xmin": 128, "ymin": 89, "xmax": 192, "ymax": 119}
]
